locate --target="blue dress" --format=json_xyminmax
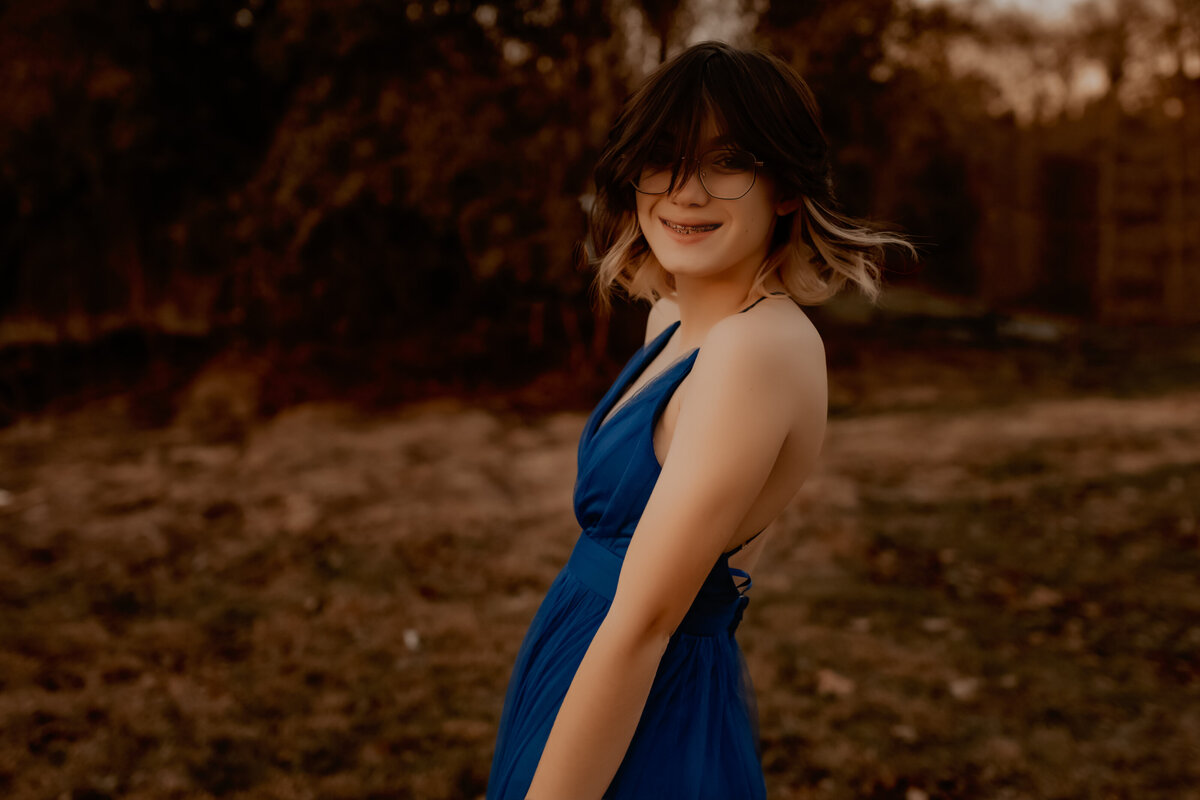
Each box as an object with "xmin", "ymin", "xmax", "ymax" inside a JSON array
[{"xmin": 486, "ymin": 295, "xmax": 786, "ymax": 800}]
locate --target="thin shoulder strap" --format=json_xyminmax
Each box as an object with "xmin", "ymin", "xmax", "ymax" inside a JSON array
[
  {"xmin": 736, "ymin": 291, "xmax": 789, "ymax": 315},
  {"xmin": 724, "ymin": 527, "xmax": 765, "ymax": 558}
]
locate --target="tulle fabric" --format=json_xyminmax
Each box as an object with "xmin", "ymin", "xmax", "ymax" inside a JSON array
[
  {"xmin": 486, "ymin": 565, "xmax": 765, "ymax": 800},
  {"xmin": 487, "ymin": 568, "xmax": 610, "ymax": 798}
]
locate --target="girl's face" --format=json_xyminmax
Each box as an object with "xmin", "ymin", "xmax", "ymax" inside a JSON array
[{"xmin": 635, "ymin": 117, "xmax": 790, "ymax": 285}]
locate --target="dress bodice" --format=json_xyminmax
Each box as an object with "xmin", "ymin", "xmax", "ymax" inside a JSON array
[{"xmin": 573, "ymin": 319, "xmax": 697, "ymax": 554}]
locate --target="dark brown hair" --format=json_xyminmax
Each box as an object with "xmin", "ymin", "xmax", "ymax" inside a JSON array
[{"xmin": 588, "ymin": 41, "xmax": 914, "ymax": 313}]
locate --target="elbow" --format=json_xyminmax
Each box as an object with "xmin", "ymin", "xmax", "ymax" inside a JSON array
[{"xmin": 598, "ymin": 600, "xmax": 678, "ymax": 656}]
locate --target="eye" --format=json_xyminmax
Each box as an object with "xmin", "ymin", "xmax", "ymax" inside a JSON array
[{"xmin": 706, "ymin": 150, "xmax": 755, "ymax": 173}]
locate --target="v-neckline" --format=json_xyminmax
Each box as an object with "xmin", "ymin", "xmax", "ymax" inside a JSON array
[
  {"xmin": 587, "ymin": 292, "xmax": 791, "ymax": 444},
  {"xmin": 590, "ymin": 320, "xmax": 696, "ymax": 443}
]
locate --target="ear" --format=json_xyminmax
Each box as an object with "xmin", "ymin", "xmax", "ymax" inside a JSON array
[{"xmin": 775, "ymin": 196, "xmax": 801, "ymax": 216}]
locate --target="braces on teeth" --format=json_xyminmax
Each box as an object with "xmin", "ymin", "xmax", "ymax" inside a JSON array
[{"xmin": 665, "ymin": 220, "xmax": 719, "ymax": 234}]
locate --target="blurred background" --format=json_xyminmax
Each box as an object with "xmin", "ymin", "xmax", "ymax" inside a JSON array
[{"xmin": 1, "ymin": 0, "xmax": 1199, "ymax": 798}]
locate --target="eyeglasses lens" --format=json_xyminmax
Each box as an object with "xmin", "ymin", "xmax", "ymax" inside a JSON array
[{"xmin": 634, "ymin": 150, "xmax": 757, "ymax": 200}]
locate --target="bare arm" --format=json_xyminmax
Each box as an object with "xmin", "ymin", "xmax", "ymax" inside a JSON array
[{"xmin": 525, "ymin": 317, "xmax": 827, "ymax": 799}]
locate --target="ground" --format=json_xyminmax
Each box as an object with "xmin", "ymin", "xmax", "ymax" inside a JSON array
[{"xmin": 1, "ymin": 327, "xmax": 1198, "ymax": 799}]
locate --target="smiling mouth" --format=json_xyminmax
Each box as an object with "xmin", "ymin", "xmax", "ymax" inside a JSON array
[{"xmin": 662, "ymin": 219, "xmax": 720, "ymax": 235}]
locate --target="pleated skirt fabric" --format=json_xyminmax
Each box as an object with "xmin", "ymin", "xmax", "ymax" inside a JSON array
[{"xmin": 486, "ymin": 535, "xmax": 766, "ymax": 800}]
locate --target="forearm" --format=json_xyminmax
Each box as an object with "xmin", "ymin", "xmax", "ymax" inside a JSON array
[{"xmin": 525, "ymin": 617, "xmax": 670, "ymax": 800}]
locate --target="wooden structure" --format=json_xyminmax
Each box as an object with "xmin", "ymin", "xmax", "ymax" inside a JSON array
[{"xmin": 971, "ymin": 86, "xmax": 1200, "ymax": 324}]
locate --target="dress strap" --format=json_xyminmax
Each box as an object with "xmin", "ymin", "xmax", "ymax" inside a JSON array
[
  {"xmin": 722, "ymin": 527, "xmax": 765, "ymax": 559},
  {"xmin": 721, "ymin": 294, "xmax": 784, "ymax": 555},
  {"xmin": 736, "ymin": 291, "xmax": 789, "ymax": 315},
  {"xmin": 728, "ymin": 567, "xmax": 752, "ymax": 594}
]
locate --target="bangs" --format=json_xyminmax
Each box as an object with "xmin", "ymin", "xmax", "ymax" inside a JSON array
[
  {"xmin": 604, "ymin": 71, "xmax": 717, "ymax": 199},
  {"xmin": 586, "ymin": 41, "xmax": 910, "ymax": 317},
  {"xmin": 596, "ymin": 45, "xmax": 811, "ymax": 206}
]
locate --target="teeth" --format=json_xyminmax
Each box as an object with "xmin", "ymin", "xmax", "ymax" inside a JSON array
[{"xmin": 664, "ymin": 220, "xmax": 718, "ymax": 234}]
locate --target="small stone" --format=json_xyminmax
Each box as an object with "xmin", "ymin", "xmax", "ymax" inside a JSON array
[
  {"xmin": 403, "ymin": 628, "xmax": 421, "ymax": 652},
  {"xmin": 815, "ymin": 668, "xmax": 855, "ymax": 697},
  {"xmin": 283, "ymin": 493, "xmax": 319, "ymax": 534},
  {"xmin": 949, "ymin": 676, "xmax": 981, "ymax": 701},
  {"xmin": 979, "ymin": 735, "xmax": 1023, "ymax": 764},
  {"xmin": 1025, "ymin": 585, "xmax": 1063, "ymax": 609}
]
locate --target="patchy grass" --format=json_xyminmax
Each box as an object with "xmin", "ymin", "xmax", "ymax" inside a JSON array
[{"xmin": 1, "ymin": 356, "xmax": 1199, "ymax": 798}]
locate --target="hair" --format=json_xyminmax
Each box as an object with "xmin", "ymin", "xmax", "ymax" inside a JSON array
[{"xmin": 586, "ymin": 41, "xmax": 915, "ymax": 314}]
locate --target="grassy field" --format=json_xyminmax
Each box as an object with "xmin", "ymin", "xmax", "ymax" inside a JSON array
[{"xmin": 2, "ymin": 330, "xmax": 1199, "ymax": 799}]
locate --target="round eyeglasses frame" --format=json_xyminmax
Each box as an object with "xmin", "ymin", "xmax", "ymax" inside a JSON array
[{"xmin": 631, "ymin": 149, "xmax": 766, "ymax": 201}]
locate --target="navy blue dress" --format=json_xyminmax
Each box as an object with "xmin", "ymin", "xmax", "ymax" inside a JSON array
[{"xmin": 486, "ymin": 295, "xmax": 786, "ymax": 799}]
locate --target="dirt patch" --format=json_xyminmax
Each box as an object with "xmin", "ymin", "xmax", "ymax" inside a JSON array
[{"xmin": 1, "ymin": 379, "xmax": 1198, "ymax": 798}]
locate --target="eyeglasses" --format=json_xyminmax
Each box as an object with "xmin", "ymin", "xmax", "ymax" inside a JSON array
[{"xmin": 632, "ymin": 148, "xmax": 764, "ymax": 200}]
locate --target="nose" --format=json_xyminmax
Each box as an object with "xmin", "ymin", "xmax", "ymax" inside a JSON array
[{"xmin": 668, "ymin": 168, "xmax": 709, "ymax": 205}]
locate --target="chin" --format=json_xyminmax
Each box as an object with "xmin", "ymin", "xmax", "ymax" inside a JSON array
[
  {"xmin": 653, "ymin": 248, "xmax": 733, "ymax": 275},
  {"xmin": 654, "ymin": 255, "xmax": 706, "ymax": 274},
  {"xmin": 647, "ymin": 245, "xmax": 715, "ymax": 271}
]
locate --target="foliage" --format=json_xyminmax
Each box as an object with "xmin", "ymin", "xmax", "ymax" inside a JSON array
[{"xmin": 1, "ymin": 0, "xmax": 1194, "ymax": 400}]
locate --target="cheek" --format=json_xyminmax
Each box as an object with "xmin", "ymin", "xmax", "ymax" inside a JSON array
[
  {"xmin": 635, "ymin": 194, "xmax": 654, "ymax": 225},
  {"xmin": 746, "ymin": 198, "xmax": 778, "ymax": 241}
]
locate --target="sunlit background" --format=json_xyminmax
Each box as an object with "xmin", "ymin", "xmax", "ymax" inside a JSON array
[{"xmin": 1, "ymin": 1, "xmax": 1198, "ymax": 798}]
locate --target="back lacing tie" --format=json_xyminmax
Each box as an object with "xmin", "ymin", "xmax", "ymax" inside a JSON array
[
  {"xmin": 721, "ymin": 294, "xmax": 783, "ymax": 632},
  {"xmin": 727, "ymin": 568, "xmax": 752, "ymax": 634},
  {"xmin": 723, "ymin": 529, "xmax": 762, "ymax": 634}
]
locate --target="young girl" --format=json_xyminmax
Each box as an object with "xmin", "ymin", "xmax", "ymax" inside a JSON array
[{"xmin": 487, "ymin": 41, "xmax": 912, "ymax": 799}]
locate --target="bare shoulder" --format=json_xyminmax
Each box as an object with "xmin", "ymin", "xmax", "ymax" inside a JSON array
[
  {"xmin": 644, "ymin": 295, "xmax": 681, "ymax": 346},
  {"xmin": 689, "ymin": 299, "xmax": 827, "ymax": 464},
  {"xmin": 677, "ymin": 298, "xmax": 827, "ymax": 479},
  {"xmin": 705, "ymin": 298, "xmax": 826, "ymax": 386}
]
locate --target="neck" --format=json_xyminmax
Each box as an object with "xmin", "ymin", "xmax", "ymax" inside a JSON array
[{"xmin": 668, "ymin": 272, "xmax": 784, "ymax": 353}]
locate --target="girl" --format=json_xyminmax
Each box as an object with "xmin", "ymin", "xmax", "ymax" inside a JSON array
[{"xmin": 487, "ymin": 41, "xmax": 912, "ymax": 800}]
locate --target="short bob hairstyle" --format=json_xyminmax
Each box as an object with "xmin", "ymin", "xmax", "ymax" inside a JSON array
[{"xmin": 588, "ymin": 41, "xmax": 914, "ymax": 313}]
